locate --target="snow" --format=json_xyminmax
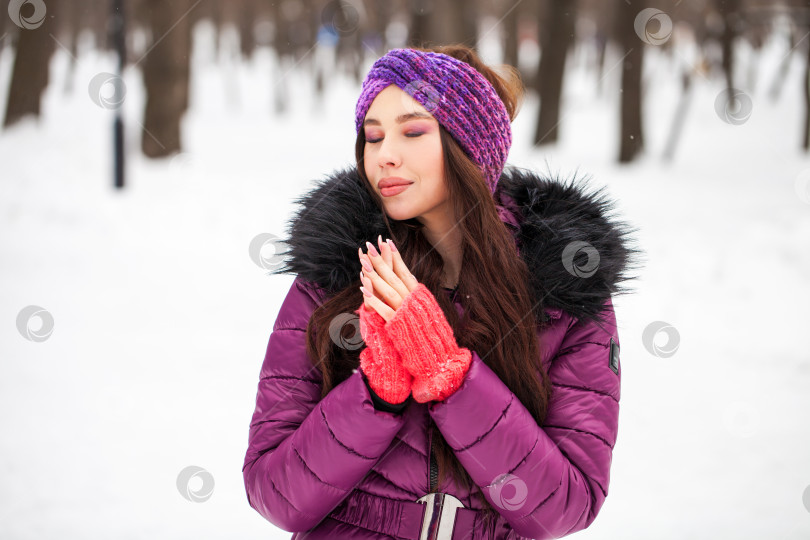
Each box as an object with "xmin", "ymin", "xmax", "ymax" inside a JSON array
[{"xmin": 1, "ymin": 20, "xmax": 809, "ymax": 540}]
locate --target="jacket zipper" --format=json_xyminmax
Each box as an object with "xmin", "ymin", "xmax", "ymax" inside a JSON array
[{"xmin": 428, "ymin": 422, "xmax": 438, "ymax": 492}]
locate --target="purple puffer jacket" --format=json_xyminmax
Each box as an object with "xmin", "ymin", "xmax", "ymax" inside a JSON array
[{"xmin": 242, "ymin": 166, "xmax": 640, "ymax": 539}]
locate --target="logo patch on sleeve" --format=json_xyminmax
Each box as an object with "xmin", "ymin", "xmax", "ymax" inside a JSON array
[{"xmin": 609, "ymin": 338, "xmax": 620, "ymax": 374}]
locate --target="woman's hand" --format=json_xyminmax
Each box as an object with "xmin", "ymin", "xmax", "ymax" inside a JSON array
[{"xmin": 359, "ymin": 235, "xmax": 420, "ymax": 322}]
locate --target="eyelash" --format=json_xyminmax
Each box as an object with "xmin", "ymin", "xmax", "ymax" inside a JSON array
[{"xmin": 366, "ymin": 133, "xmax": 423, "ymax": 144}]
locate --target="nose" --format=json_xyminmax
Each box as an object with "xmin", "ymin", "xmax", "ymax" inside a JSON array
[{"xmin": 376, "ymin": 136, "xmax": 401, "ymax": 169}]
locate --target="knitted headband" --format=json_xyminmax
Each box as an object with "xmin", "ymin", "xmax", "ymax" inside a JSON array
[{"xmin": 354, "ymin": 48, "xmax": 512, "ymax": 194}]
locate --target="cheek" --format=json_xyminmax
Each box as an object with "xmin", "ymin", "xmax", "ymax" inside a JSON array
[
  {"xmin": 363, "ymin": 147, "xmax": 376, "ymax": 175},
  {"xmin": 424, "ymin": 145, "xmax": 443, "ymax": 177},
  {"xmin": 413, "ymin": 136, "xmax": 442, "ymax": 166}
]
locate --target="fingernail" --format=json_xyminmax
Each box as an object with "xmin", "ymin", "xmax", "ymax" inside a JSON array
[
  {"xmin": 366, "ymin": 241, "xmax": 379, "ymax": 257},
  {"xmin": 360, "ymin": 257, "xmax": 373, "ymax": 272},
  {"xmin": 360, "ymin": 286, "xmax": 372, "ymax": 297},
  {"xmin": 387, "ymin": 238, "xmax": 397, "ymax": 252},
  {"xmin": 359, "ymin": 271, "xmax": 364, "ymax": 283},
  {"xmin": 377, "ymin": 234, "xmax": 384, "ymax": 251}
]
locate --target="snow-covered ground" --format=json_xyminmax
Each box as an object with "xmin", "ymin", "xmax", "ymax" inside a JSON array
[{"xmin": 1, "ymin": 20, "xmax": 809, "ymax": 539}]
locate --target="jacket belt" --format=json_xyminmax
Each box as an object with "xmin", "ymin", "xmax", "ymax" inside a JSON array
[{"xmin": 329, "ymin": 490, "xmax": 481, "ymax": 540}]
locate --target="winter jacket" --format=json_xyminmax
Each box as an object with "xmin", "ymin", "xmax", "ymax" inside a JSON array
[{"xmin": 242, "ymin": 165, "xmax": 639, "ymax": 539}]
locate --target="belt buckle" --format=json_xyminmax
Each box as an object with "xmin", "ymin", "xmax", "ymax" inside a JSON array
[{"xmin": 415, "ymin": 492, "xmax": 465, "ymax": 540}]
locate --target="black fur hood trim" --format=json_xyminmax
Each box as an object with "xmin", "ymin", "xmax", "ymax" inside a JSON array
[{"xmin": 271, "ymin": 165, "xmax": 643, "ymax": 324}]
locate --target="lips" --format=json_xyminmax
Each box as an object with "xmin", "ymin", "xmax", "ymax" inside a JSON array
[
  {"xmin": 378, "ymin": 177, "xmax": 414, "ymax": 189},
  {"xmin": 381, "ymin": 184, "xmax": 410, "ymax": 197}
]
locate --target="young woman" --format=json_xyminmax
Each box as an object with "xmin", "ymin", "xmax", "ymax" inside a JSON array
[{"xmin": 243, "ymin": 45, "xmax": 640, "ymax": 539}]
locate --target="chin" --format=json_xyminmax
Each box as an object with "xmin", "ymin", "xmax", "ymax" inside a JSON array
[{"xmin": 382, "ymin": 203, "xmax": 419, "ymax": 222}]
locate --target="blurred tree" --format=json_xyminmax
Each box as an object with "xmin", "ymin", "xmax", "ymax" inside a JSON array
[
  {"xmin": 768, "ymin": 17, "xmax": 795, "ymax": 101},
  {"xmin": 61, "ymin": 0, "xmax": 81, "ymax": 93},
  {"xmin": 0, "ymin": 3, "xmax": 7, "ymax": 54},
  {"xmin": 716, "ymin": 0, "xmax": 739, "ymax": 93},
  {"xmin": 408, "ymin": 0, "xmax": 433, "ymax": 47},
  {"xmin": 361, "ymin": 0, "xmax": 396, "ymax": 56},
  {"xmin": 272, "ymin": 0, "xmax": 295, "ymax": 114},
  {"xmin": 407, "ymin": 0, "xmax": 478, "ymax": 51},
  {"xmin": 502, "ymin": 0, "xmax": 520, "ymax": 69},
  {"xmin": 591, "ymin": 0, "xmax": 613, "ymax": 96},
  {"xmin": 238, "ymin": 0, "xmax": 257, "ymax": 59},
  {"xmin": 333, "ymin": 0, "xmax": 364, "ymax": 82},
  {"xmin": 0, "ymin": 10, "xmax": 17, "ymax": 76},
  {"xmin": 617, "ymin": 0, "xmax": 644, "ymax": 163},
  {"xmin": 367, "ymin": 0, "xmax": 394, "ymax": 54},
  {"xmin": 441, "ymin": 0, "xmax": 478, "ymax": 48},
  {"xmin": 534, "ymin": 0, "xmax": 577, "ymax": 145},
  {"xmin": 804, "ymin": 31, "xmax": 810, "ymax": 150},
  {"xmin": 3, "ymin": 1, "xmax": 58, "ymax": 128},
  {"xmin": 141, "ymin": 0, "xmax": 193, "ymax": 157}
]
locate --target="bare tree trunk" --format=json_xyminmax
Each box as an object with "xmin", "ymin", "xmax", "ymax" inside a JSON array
[
  {"xmin": 503, "ymin": 0, "xmax": 520, "ymax": 68},
  {"xmin": 769, "ymin": 23, "xmax": 794, "ymax": 101},
  {"xmin": 0, "ymin": 1, "xmax": 7, "ymax": 55},
  {"xmin": 141, "ymin": 0, "xmax": 193, "ymax": 157},
  {"xmin": 272, "ymin": 0, "xmax": 293, "ymax": 115},
  {"xmin": 617, "ymin": 0, "xmax": 644, "ymax": 163},
  {"xmin": 237, "ymin": 0, "xmax": 256, "ymax": 60},
  {"xmin": 534, "ymin": 0, "xmax": 577, "ymax": 145},
  {"xmin": 61, "ymin": 0, "xmax": 82, "ymax": 94},
  {"xmin": 593, "ymin": 0, "xmax": 612, "ymax": 97},
  {"xmin": 802, "ymin": 37, "xmax": 810, "ymax": 152},
  {"xmin": 446, "ymin": 0, "xmax": 478, "ymax": 49},
  {"xmin": 662, "ymin": 70, "xmax": 692, "ymax": 161},
  {"xmin": 408, "ymin": 0, "xmax": 434, "ymax": 47},
  {"xmin": 363, "ymin": 0, "xmax": 392, "ymax": 54},
  {"xmin": 3, "ymin": 1, "xmax": 58, "ymax": 128},
  {"xmin": 201, "ymin": 0, "xmax": 224, "ymax": 58},
  {"xmin": 717, "ymin": 0, "xmax": 738, "ymax": 93},
  {"xmin": 334, "ymin": 3, "xmax": 363, "ymax": 83}
]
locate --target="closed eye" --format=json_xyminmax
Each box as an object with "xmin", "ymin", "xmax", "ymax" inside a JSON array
[{"xmin": 367, "ymin": 133, "xmax": 423, "ymax": 144}]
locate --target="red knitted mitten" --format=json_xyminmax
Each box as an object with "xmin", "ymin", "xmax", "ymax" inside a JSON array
[
  {"xmin": 355, "ymin": 304, "xmax": 413, "ymax": 404},
  {"xmin": 385, "ymin": 284, "xmax": 472, "ymax": 403}
]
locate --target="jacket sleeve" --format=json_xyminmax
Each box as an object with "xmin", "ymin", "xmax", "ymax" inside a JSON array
[
  {"xmin": 428, "ymin": 298, "xmax": 621, "ymax": 539},
  {"xmin": 242, "ymin": 276, "xmax": 407, "ymax": 532}
]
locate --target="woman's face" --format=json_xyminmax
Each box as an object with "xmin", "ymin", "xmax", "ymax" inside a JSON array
[{"xmin": 362, "ymin": 85, "xmax": 448, "ymax": 222}]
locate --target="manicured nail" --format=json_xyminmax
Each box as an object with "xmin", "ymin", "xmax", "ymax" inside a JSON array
[
  {"xmin": 386, "ymin": 238, "xmax": 397, "ymax": 252},
  {"xmin": 377, "ymin": 234, "xmax": 384, "ymax": 251},
  {"xmin": 366, "ymin": 241, "xmax": 379, "ymax": 257},
  {"xmin": 360, "ymin": 286, "xmax": 372, "ymax": 297},
  {"xmin": 360, "ymin": 257, "xmax": 373, "ymax": 272},
  {"xmin": 359, "ymin": 271, "xmax": 364, "ymax": 283}
]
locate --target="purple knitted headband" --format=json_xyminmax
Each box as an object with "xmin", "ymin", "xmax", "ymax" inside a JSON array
[{"xmin": 355, "ymin": 48, "xmax": 512, "ymax": 194}]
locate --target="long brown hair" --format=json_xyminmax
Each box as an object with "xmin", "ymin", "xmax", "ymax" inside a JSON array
[{"xmin": 305, "ymin": 44, "xmax": 553, "ymax": 521}]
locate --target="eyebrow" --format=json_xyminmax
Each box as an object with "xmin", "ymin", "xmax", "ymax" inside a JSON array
[{"xmin": 363, "ymin": 112, "xmax": 434, "ymax": 127}]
